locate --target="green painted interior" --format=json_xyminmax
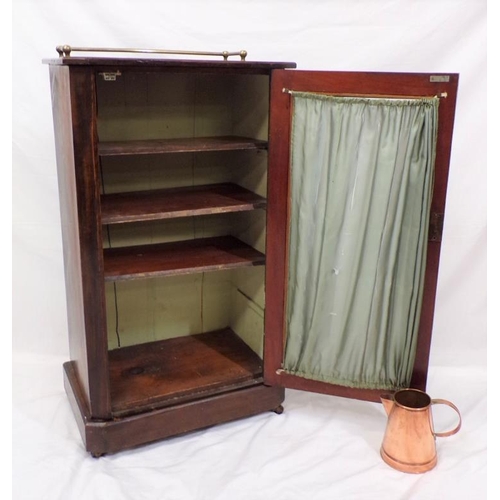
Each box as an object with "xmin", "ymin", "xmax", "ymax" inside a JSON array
[{"xmin": 97, "ymin": 72, "xmax": 269, "ymax": 356}]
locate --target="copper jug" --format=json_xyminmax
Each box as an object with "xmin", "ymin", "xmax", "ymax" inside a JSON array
[{"xmin": 380, "ymin": 388, "xmax": 461, "ymax": 473}]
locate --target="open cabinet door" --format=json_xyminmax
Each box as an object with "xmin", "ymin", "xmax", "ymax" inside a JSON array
[{"xmin": 264, "ymin": 70, "xmax": 458, "ymax": 402}]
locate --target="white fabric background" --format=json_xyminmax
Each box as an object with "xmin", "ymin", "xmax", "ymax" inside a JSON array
[{"xmin": 12, "ymin": 1, "xmax": 488, "ymax": 499}]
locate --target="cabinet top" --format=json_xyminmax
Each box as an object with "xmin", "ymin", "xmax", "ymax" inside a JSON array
[{"xmin": 43, "ymin": 56, "xmax": 297, "ymax": 72}]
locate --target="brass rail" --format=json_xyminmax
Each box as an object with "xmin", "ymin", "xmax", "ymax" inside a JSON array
[{"xmin": 55, "ymin": 45, "xmax": 248, "ymax": 61}]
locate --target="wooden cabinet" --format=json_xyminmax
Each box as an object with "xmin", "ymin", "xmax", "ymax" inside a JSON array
[{"xmin": 44, "ymin": 53, "xmax": 458, "ymax": 456}]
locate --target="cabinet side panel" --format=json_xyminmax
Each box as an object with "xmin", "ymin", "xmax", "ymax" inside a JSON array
[
  {"xmin": 69, "ymin": 67, "xmax": 111, "ymax": 418},
  {"xmin": 50, "ymin": 65, "xmax": 91, "ymax": 407},
  {"xmin": 50, "ymin": 65, "xmax": 111, "ymax": 418}
]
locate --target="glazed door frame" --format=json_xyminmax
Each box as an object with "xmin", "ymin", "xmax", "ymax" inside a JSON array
[{"xmin": 264, "ymin": 70, "xmax": 458, "ymax": 402}]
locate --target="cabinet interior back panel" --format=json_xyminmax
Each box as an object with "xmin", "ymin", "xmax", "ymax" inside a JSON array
[
  {"xmin": 106, "ymin": 271, "xmax": 232, "ymax": 349},
  {"xmin": 96, "ymin": 73, "xmax": 269, "ymax": 141},
  {"xmin": 100, "ymin": 151, "xmax": 268, "ymax": 197},
  {"xmin": 106, "ymin": 265, "xmax": 265, "ymax": 355}
]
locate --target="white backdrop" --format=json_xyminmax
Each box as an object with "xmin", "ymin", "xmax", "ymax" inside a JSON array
[{"xmin": 12, "ymin": 1, "xmax": 487, "ymax": 499}]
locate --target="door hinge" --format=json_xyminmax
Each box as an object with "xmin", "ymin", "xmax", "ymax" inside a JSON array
[
  {"xmin": 99, "ymin": 71, "xmax": 122, "ymax": 81},
  {"xmin": 429, "ymin": 212, "xmax": 444, "ymax": 242}
]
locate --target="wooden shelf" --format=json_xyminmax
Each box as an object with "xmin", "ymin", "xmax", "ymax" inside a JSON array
[
  {"xmin": 109, "ymin": 328, "xmax": 263, "ymax": 417},
  {"xmin": 99, "ymin": 136, "xmax": 268, "ymax": 156},
  {"xmin": 101, "ymin": 183, "xmax": 267, "ymax": 225},
  {"xmin": 104, "ymin": 235, "xmax": 265, "ymax": 281}
]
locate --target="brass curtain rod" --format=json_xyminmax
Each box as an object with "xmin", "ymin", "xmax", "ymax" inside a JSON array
[
  {"xmin": 282, "ymin": 88, "xmax": 448, "ymax": 99},
  {"xmin": 56, "ymin": 45, "xmax": 248, "ymax": 61}
]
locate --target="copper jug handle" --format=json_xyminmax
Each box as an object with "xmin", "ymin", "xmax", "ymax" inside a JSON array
[{"xmin": 431, "ymin": 399, "xmax": 462, "ymax": 437}]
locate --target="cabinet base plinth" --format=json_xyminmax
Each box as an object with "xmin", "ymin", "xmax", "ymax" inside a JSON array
[{"xmin": 63, "ymin": 361, "xmax": 285, "ymax": 456}]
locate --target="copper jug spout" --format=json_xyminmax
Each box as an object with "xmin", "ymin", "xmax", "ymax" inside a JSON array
[{"xmin": 380, "ymin": 393, "xmax": 394, "ymax": 416}]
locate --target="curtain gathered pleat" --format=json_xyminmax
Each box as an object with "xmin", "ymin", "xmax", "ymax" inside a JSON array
[{"xmin": 284, "ymin": 93, "xmax": 439, "ymax": 390}]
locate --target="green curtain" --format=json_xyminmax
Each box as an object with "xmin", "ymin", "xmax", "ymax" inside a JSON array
[{"xmin": 284, "ymin": 93, "xmax": 439, "ymax": 390}]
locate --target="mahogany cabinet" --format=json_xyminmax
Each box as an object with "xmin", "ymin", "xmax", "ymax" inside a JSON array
[{"xmin": 44, "ymin": 51, "xmax": 458, "ymax": 456}]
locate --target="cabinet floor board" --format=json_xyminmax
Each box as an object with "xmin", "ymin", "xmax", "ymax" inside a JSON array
[{"xmin": 109, "ymin": 328, "xmax": 263, "ymax": 417}]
